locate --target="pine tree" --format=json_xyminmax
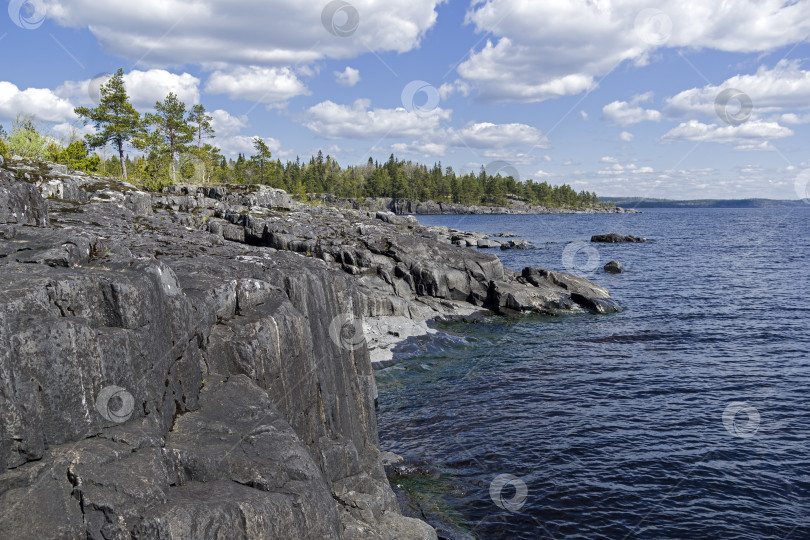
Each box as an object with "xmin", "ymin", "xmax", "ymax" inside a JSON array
[
  {"xmin": 251, "ymin": 137, "xmax": 273, "ymax": 185},
  {"xmin": 145, "ymin": 93, "xmax": 194, "ymax": 182},
  {"xmin": 74, "ymin": 68, "xmax": 141, "ymax": 180},
  {"xmin": 187, "ymin": 104, "xmax": 214, "ymax": 150},
  {"xmin": 234, "ymin": 153, "xmax": 247, "ymax": 184}
]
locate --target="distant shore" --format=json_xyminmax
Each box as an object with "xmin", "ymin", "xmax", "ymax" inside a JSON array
[
  {"xmin": 308, "ymin": 194, "xmax": 638, "ymax": 215},
  {"xmin": 601, "ymin": 197, "xmax": 806, "ymax": 208}
]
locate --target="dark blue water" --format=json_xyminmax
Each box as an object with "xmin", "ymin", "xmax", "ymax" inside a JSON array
[{"xmin": 376, "ymin": 208, "xmax": 810, "ymax": 539}]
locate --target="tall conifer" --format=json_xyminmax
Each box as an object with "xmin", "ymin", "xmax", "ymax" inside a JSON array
[{"xmin": 75, "ymin": 68, "xmax": 141, "ymax": 180}]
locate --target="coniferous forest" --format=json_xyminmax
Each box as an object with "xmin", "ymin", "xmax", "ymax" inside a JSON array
[{"xmin": 0, "ymin": 69, "xmax": 603, "ymax": 209}]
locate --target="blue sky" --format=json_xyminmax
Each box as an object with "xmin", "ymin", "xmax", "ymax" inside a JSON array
[{"xmin": 3, "ymin": 0, "xmax": 810, "ymax": 199}]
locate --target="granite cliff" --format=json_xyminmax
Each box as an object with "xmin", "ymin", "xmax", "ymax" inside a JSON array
[{"xmin": 0, "ymin": 157, "xmax": 618, "ymax": 539}]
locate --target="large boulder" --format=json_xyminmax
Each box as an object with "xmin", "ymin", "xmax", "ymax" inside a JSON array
[
  {"xmin": 386, "ymin": 234, "xmax": 504, "ymax": 305},
  {"xmin": 477, "ymin": 238, "xmax": 502, "ymax": 249},
  {"xmin": 519, "ymin": 267, "xmax": 619, "ymax": 313},
  {"xmin": 376, "ymin": 210, "xmax": 419, "ymax": 227},
  {"xmin": 38, "ymin": 177, "xmax": 90, "ymax": 203},
  {"xmin": 0, "ymin": 169, "xmax": 49, "ymax": 227},
  {"xmin": 248, "ymin": 186, "xmax": 293, "ymax": 210}
]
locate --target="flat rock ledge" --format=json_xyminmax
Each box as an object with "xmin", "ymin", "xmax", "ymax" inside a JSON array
[{"xmin": 0, "ymin": 158, "xmax": 620, "ymax": 539}]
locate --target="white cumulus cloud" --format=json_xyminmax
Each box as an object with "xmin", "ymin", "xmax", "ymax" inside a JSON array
[
  {"xmin": 124, "ymin": 70, "xmax": 201, "ymax": 108},
  {"xmin": 335, "ymin": 67, "xmax": 361, "ymax": 87},
  {"xmin": 217, "ymin": 134, "xmax": 282, "ymax": 158},
  {"xmin": 51, "ymin": 122, "xmax": 96, "ymax": 141},
  {"xmin": 390, "ymin": 141, "xmax": 449, "ymax": 157},
  {"xmin": 779, "ymin": 113, "xmax": 810, "ymax": 125},
  {"xmin": 661, "ymin": 119, "xmax": 793, "ymax": 150},
  {"xmin": 597, "ymin": 160, "xmax": 654, "ymax": 176},
  {"xmin": 665, "ymin": 60, "xmax": 810, "ymax": 119},
  {"xmin": 0, "ymin": 82, "xmax": 77, "ymax": 123},
  {"xmin": 44, "ymin": 0, "xmax": 444, "ymax": 68},
  {"xmin": 454, "ymin": 0, "xmax": 810, "ymax": 103},
  {"xmin": 56, "ymin": 70, "xmax": 200, "ymax": 110},
  {"xmin": 303, "ymin": 99, "xmax": 452, "ymax": 140},
  {"xmin": 205, "ymin": 66, "xmax": 309, "ymax": 106},
  {"xmin": 449, "ymin": 122, "xmax": 549, "ymax": 150},
  {"xmin": 210, "ymin": 109, "xmax": 248, "ymax": 137},
  {"xmin": 603, "ymin": 92, "xmax": 661, "ymax": 125},
  {"xmin": 303, "ymin": 99, "xmax": 548, "ymax": 163}
]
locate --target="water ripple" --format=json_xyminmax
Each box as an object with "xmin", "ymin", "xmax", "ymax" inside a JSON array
[{"xmin": 377, "ymin": 208, "xmax": 810, "ymax": 539}]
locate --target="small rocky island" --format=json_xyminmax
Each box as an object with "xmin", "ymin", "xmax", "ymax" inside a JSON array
[
  {"xmin": 591, "ymin": 233, "xmax": 646, "ymax": 243},
  {"xmin": 0, "ymin": 157, "xmax": 620, "ymax": 539}
]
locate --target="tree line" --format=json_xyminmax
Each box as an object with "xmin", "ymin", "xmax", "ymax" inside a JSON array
[{"xmin": 0, "ymin": 68, "xmax": 603, "ymax": 208}]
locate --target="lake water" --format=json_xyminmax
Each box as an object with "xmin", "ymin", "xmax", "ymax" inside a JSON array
[{"xmin": 375, "ymin": 208, "xmax": 810, "ymax": 539}]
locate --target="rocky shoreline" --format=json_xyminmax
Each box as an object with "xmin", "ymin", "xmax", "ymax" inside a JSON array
[
  {"xmin": 0, "ymin": 157, "xmax": 621, "ymax": 539},
  {"xmin": 309, "ymin": 194, "xmax": 638, "ymax": 215}
]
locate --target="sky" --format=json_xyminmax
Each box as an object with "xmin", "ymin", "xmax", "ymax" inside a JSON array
[{"xmin": 3, "ymin": 0, "xmax": 810, "ymax": 200}]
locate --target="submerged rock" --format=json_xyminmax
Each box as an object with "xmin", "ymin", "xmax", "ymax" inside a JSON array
[
  {"xmin": 604, "ymin": 260, "xmax": 624, "ymax": 273},
  {"xmin": 500, "ymin": 239, "xmax": 534, "ymax": 250}
]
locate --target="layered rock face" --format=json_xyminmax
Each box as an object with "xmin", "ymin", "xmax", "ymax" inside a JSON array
[
  {"xmin": 0, "ymin": 159, "xmax": 619, "ymax": 539},
  {"xmin": 0, "ymin": 162, "xmax": 434, "ymax": 539}
]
